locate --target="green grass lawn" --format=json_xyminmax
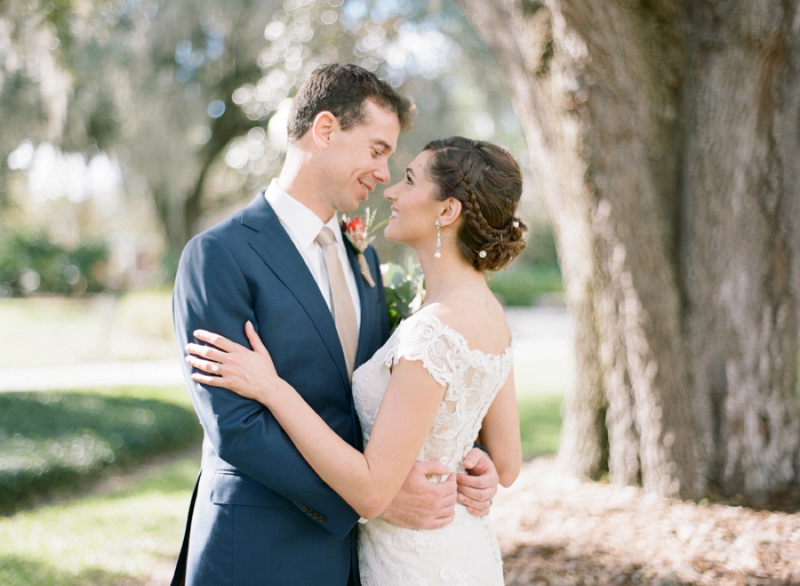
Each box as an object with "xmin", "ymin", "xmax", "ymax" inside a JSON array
[
  {"xmin": 0, "ymin": 385, "xmax": 200, "ymax": 585},
  {"xmin": 0, "ymin": 451, "xmax": 199, "ymax": 586},
  {"xmin": 518, "ymin": 394, "xmax": 562, "ymax": 458},
  {"xmin": 512, "ymin": 339, "xmax": 570, "ymax": 459},
  {"xmin": 0, "ymin": 383, "xmax": 561, "ymax": 585},
  {"xmin": 0, "ymin": 386, "xmax": 199, "ymax": 514}
]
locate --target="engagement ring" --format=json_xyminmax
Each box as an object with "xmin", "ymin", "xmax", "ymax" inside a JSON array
[{"xmin": 212, "ymin": 363, "xmax": 220, "ymax": 376}]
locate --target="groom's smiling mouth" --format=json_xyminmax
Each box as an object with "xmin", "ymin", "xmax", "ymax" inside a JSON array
[{"xmin": 358, "ymin": 180, "xmax": 374, "ymax": 199}]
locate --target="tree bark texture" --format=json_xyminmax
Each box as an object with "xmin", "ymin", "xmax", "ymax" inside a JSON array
[{"xmin": 455, "ymin": 0, "xmax": 800, "ymax": 501}]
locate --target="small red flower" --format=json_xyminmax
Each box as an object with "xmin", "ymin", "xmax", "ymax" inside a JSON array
[
  {"xmin": 340, "ymin": 209, "xmax": 379, "ymax": 287},
  {"xmin": 343, "ymin": 216, "xmax": 365, "ymax": 234}
]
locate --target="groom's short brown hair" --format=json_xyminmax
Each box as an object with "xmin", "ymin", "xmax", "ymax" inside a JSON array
[{"xmin": 287, "ymin": 63, "xmax": 415, "ymax": 141}]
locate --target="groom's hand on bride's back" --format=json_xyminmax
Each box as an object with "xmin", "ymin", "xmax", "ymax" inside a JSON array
[{"xmin": 378, "ymin": 460, "xmax": 457, "ymax": 529}]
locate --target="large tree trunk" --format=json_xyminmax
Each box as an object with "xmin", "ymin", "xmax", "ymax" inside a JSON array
[
  {"xmin": 455, "ymin": 0, "xmax": 800, "ymax": 502},
  {"xmin": 680, "ymin": 1, "xmax": 800, "ymax": 500}
]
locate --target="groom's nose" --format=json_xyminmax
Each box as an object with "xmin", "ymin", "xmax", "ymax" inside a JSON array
[{"xmin": 374, "ymin": 159, "xmax": 390, "ymax": 185}]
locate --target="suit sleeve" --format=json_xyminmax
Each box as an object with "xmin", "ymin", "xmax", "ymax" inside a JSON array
[{"xmin": 173, "ymin": 233, "xmax": 359, "ymax": 538}]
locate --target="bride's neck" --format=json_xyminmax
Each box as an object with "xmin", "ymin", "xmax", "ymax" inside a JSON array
[{"xmin": 419, "ymin": 251, "xmax": 485, "ymax": 303}]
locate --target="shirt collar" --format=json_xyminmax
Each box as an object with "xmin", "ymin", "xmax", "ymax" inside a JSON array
[{"xmin": 264, "ymin": 179, "xmax": 345, "ymax": 250}]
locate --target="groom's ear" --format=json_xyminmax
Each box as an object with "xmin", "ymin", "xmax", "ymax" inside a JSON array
[
  {"xmin": 311, "ymin": 110, "xmax": 338, "ymax": 150},
  {"xmin": 439, "ymin": 198, "xmax": 462, "ymax": 227}
]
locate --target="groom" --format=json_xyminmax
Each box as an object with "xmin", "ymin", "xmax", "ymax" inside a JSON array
[{"xmin": 171, "ymin": 63, "xmax": 499, "ymax": 585}]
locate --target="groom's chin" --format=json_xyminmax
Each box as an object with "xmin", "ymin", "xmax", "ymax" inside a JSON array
[{"xmin": 338, "ymin": 198, "xmax": 362, "ymax": 213}]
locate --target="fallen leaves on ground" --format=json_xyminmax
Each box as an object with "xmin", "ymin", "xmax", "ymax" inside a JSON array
[{"xmin": 492, "ymin": 457, "xmax": 800, "ymax": 586}]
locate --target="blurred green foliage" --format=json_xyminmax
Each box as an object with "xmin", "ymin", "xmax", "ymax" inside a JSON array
[
  {"xmin": 382, "ymin": 260, "xmax": 424, "ymax": 331},
  {"xmin": 489, "ymin": 220, "xmax": 563, "ymax": 306},
  {"xmin": 489, "ymin": 265, "xmax": 563, "ymax": 306},
  {"xmin": 519, "ymin": 218, "xmax": 561, "ymax": 267},
  {"xmin": 0, "ymin": 390, "xmax": 201, "ymax": 514},
  {"xmin": 518, "ymin": 394, "xmax": 562, "ymax": 458},
  {"xmin": 0, "ymin": 232, "xmax": 110, "ymax": 297}
]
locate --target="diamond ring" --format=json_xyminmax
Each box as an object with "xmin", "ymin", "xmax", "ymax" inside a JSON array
[{"xmin": 212, "ymin": 362, "xmax": 220, "ymax": 376}]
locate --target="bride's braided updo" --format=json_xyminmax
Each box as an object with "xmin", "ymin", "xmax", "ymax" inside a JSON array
[{"xmin": 424, "ymin": 136, "xmax": 527, "ymax": 271}]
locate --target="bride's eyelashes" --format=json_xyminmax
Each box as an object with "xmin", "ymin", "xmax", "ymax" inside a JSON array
[{"xmin": 405, "ymin": 171, "xmax": 414, "ymax": 185}]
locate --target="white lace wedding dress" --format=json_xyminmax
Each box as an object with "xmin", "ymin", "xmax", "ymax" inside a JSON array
[{"xmin": 352, "ymin": 313, "xmax": 514, "ymax": 586}]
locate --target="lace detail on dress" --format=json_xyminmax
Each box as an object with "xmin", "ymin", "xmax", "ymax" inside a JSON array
[
  {"xmin": 386, "ymin": 316, "xmax": 459, "ymax": 387},
  {"xmin": 351, "ymin": 312, "xmax": 513, "ymax": 585}
]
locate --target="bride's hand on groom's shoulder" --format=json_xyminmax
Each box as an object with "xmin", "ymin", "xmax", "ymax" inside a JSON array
[
  {"xmin": 456, "ymin": 448, "xmax": 499, "ymax": 518},
  {"xmin": 185, "ymin": 321, "xmax": 281, "ymax": 405}
]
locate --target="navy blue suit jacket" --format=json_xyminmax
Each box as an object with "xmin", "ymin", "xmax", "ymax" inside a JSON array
[{"xmin": 171, "ymin": 193, "xmax": 389, "ymax": 586}]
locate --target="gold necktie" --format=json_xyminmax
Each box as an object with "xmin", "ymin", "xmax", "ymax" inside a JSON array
[{"xmin": 315, "ymin": 226, "xmax": 359, "ymax": 379}]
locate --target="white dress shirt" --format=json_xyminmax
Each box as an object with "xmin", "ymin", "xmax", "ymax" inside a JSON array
[{"xmin": 264, "ymin": 179, "xmax": 362, "ymax": 329}]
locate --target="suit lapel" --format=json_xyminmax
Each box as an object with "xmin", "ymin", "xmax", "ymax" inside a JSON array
[
  {"xmin": 240, "ymin": 195, "xmax": 350, "ymax": 388},
  {"xmin": 345, "ymin": 240, "xmax": 375, "ymax": 369}
]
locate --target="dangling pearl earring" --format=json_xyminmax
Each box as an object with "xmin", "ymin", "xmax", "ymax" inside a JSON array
[{"xmin": 434, "ymin": 220, "xmax": 442, "ymax": 259}]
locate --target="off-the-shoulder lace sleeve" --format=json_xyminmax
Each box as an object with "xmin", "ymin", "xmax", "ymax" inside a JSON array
[{"xmin": 384, "ymin": 314, "xmax": 462, "ymax": 387}]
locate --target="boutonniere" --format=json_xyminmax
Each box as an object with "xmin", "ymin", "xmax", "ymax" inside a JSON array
[{"xmin": 340, "ymin": 208, "xmax": 379, "ymax": 287}]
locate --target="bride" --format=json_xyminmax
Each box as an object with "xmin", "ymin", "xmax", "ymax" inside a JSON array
[{"xmin": 185, "ymin": 136, "xmax": 526, "ymax": 585}]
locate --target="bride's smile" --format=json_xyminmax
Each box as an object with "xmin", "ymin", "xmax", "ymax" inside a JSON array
[{"xmin": 382, "ymin": 150, "xmax": 441, "ymax": 251}]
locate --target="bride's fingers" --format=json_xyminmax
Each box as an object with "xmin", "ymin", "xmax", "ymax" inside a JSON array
[
  {"xmin": 190, "ymin": 371, "xmax": 225, "ymax": 388},
  {"xmin": 193, "ymin": 329, "xmax": 239, "ymax": 352},
  {"xmin": 244, "ymin": 321, "xmax": 269, "ymax": 356},
  {"xmin": 457, "ymin": 491, "xmax": 491, "ymax": 515},
  {"xmin": 185, "ymin": 343, "xmax": 227, "ymax": 363},
  {"xmin": 464, "ymin": 503, "xmax": 490, "ymax": 517},
  {"xmin": 185, "ymin": 354, "xmax": 223, "ymax": 376},
  {"xmin": 455, "ymin": 479, "xmax": 494, "ymax": 502}
]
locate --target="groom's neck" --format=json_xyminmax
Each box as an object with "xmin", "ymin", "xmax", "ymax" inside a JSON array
[{"xmin": 277, "ymin": 150, "xmax": 337, "ymax": 224}]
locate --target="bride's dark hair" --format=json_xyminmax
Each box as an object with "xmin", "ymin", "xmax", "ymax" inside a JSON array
[{"xmin": 424, "ymin": 136, "xmax": 527, "ymax": 271}]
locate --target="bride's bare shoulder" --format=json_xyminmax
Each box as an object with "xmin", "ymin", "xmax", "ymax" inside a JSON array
[{"xmin": 414, "ymin": 295, "xmax": 511, "ymax": 355}]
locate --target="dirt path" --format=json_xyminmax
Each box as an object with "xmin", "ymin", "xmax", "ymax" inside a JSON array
[{"xmin": 491, "ymin": 457, "xmax": 800, "ymax": 586}]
